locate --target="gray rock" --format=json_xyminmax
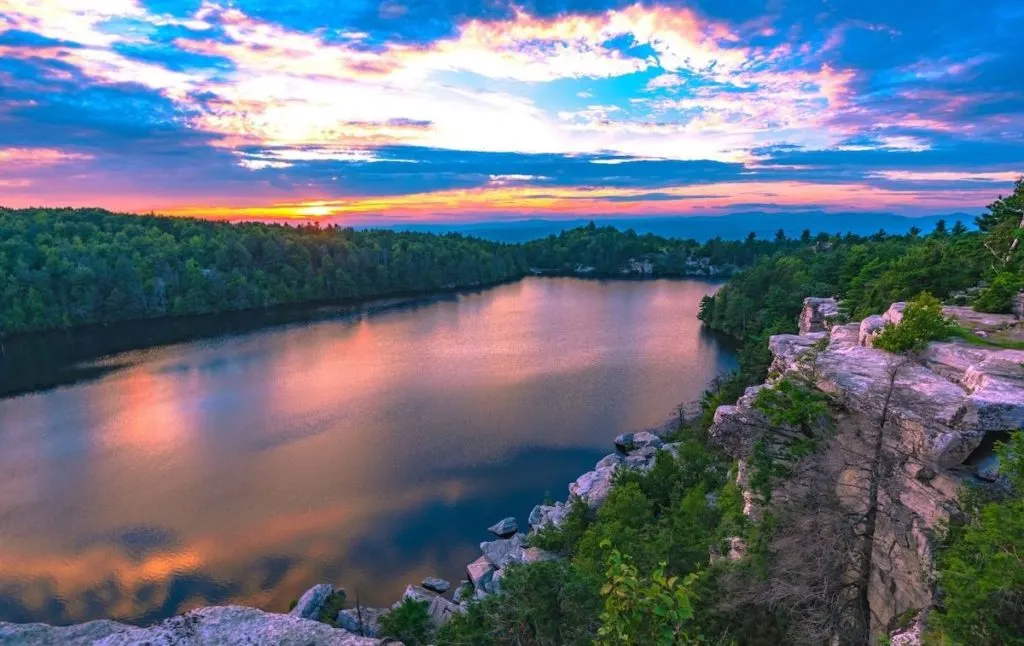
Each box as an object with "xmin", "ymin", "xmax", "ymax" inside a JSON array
[
  {"xmin": 830, "ymin": 322, "xmax": 861, "ymax": 346},
  {"xmin": 1012, "ymin": 290, "xmax": 1024, "ymax": 319},
  {"xmin": 859, "ymin": 315, "xmax": 886, "ymax": 347},
  {"xmin": 426, "ymin": 595, "xmax": 464, "ymax": 627},
  {"xmin": 630, "ymin": 431, "xmax": 663, "ymax": 450},
  {"xmin": 336, "ymin": 607, "xmax": 386, "ymax": 638},
  {"xmin": 487, "ymin": 516, "xmax": 518, "ymax": 538},
  {"xmin": 0, "ymin": 605, "xmax": 384, "ymax": 645},
  {"xmin": 942, "ymin": 306, "xmax": 1019, "ymax": 332},
  {"xmin": 625, "ymin": 445, "xmax": 658, "ymax": 471},
  {"xmin": 529, "ymin": 502, "xmax": 571, "ymax": 530},
  {"xmin": 975, "ymin": 453, "xmax": 1001, "ymax": 481},
  {"xmin": 883, "ymin": 301, "xmax": 906, "ymax": 326},
  {"xmin": 799, "ymin": 297, "xmax": 840, "ymax": 334},
  {"xmin": 614, "ymin": 432, "xmax": 634, "ymax": 452},
  {"xmin": 569, "ymin": 467, "xmax": 615, "ymax": 508},
  {"xmin": 466, "ymin": 556, "xmax": 496, "ymax": 591},
  {"xmin": 596, "ymin": 452, "xmax": 625, "ymax": 469},
  {"xmin": 400, "ymin": 584, "xmax": 436, "ymax": 605},
  {"xmin": 422, "ymin": 576, "xmax": 451, "ymax": 594},
  {"xmin": 290, "ymin": 583, "xmax": 334, "ymax": 620},
  {"xmin": 481, "ymin": 533, "xmax": 525, "ymax": 568}
]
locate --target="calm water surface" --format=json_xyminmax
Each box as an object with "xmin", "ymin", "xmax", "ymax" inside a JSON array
[{"xmin": 0, "ymin": 278, "xmax": 735, "ymax": 625}]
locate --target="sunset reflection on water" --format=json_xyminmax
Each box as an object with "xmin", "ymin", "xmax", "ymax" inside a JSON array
[{"xmin": 0, "ymin": 278, "xmax": 735, "ymax": 625}]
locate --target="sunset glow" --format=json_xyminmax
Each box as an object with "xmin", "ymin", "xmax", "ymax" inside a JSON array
[{"xmin": 1, "ymin": 0, "xmax": 1022, "ymax": 222}]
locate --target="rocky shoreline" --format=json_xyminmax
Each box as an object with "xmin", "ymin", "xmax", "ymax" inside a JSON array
[{"xmin": 0, "ymin": 406, "xmax": 698, "ymax": 645}]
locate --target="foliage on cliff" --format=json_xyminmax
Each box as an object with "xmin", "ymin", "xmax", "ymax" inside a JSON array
[
  {"xmin": 929, "ymin": 432, "xmax": 1024, "ymax": 645},
  {"xmin": 872, "ymin": 293, "xmax": 960, "ymax": 353}
]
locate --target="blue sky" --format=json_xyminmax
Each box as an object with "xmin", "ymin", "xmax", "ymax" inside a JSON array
[{"xmin": 1, "ymin": 0, "xmax": 1022, "ymax": 222}]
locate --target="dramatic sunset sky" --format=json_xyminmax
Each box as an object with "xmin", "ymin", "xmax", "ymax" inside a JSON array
[{"xmin": 1, "ymin": 0, "xmax": 1022, "ymax": 223}]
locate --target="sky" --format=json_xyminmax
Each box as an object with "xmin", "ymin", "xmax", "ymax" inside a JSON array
[{"xmin": 1, "ymin": 0, "xmax": 1023, "ymax": 224}]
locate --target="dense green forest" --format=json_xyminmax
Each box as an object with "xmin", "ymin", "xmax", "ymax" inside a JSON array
[{"xmin": 0, "ymin": 207, "xmax": 806, "ymax": 337}]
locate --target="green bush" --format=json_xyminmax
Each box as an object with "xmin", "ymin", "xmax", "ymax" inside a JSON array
[
  {"xmin": 437, "ymin": 560, "xmax": 601, "ymax": 646},
  {"xmin": 928, "ymin": 433, "xmax": 1024, "ymax": 645},
  {"xmin": 597, "ymin": 542, "xmax": 700, "ymax": 645},
  {"xmin": 753, "ymin": 379, "xmax": 830, "ymax": 432},
  {"xmin": 873, "ymin": 292, "xmax": 959, "ymax": 353},
  {"xmin": 379, "ymin": 598, "xmax": 432, "ymax": 646},
  {"xmin": 973, "ymin": 272, "xmax": 1023, "ymax": 313},
  {"xmin": 316, "ymin": 590, "xmax": 347, "ymax": 626}
]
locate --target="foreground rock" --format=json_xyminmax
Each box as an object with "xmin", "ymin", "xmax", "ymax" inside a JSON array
[
  {"xmin": 799, "ymin": 296, "xmax": 840, "ymax": 334},
  {"xmin": 0, "ymin": 606, "xmax": 385, "ymax": 645},
  {"xmin": 421, "ymin": 576, "xmax": 450, "ymax": 594},
  {"xmin": 290, "ymin": 583, "xmax": 335, "ymax": 620},
  {"xmin": 487, "ymin": 517, "xmax": 518, "ymax": 538}
]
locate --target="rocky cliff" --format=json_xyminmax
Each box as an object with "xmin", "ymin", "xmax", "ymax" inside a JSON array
[{"xmin": 709, "ymin": 297, "xmax": 1023, "ymax": 642}]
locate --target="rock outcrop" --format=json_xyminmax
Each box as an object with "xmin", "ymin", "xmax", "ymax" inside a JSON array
[
  {"xmin": 799, "ymin": 296, "xmax": 841, "ymax": 334},
  {"xmin": 290, "ymin": 583, "xmax": 335, "ymax": 620},
  {"xmin": 708, "ymin": 297, "xmax": 1024, "ymax": 638},
  {"xmin": 0, "ymin": 606, "xmax": 386, "ymax": 646}
]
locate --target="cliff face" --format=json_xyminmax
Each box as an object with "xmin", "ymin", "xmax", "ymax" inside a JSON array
[{"xmin": 709, "ymin": 298, "xmax": 1024, "ymax": 641}]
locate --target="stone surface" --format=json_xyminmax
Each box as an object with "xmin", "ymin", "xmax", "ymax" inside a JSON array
[
  {"xmin": 487, "ymin": 516, "xmax": 518, "ymax": 538},
  {"xmin": 421, "ymin": 576, "xmax": 450, "ymax": 594},
  {"xmin": 595, "ymin": 452, "xmax": 624, "ymax": 469},
  {"xmin": 452, "ymin": 581, "xmax": 471, "ymax": 604},
  {"xmin": 290, "ymin": 583, "xmax": 334, "ymax": 620},
  {"xmin": 975, "ymin": 453, "xmax": 1001, "ymax": 481},
  {"xmin": 0, "ymin": 606, "xmax": 385, "ymax": 645},
  {"xmin": 625, "ymin": 445, "xmax": 659, "ymax": 471},
  {"xmin": 425, "ymin": 595, "xmax": 463, "ymax": 627},
  {"xmin": 889, "ymin": 614, "xmax": 923, "ymax": 646},
  {"xmin": 400, "ymin": 585, "xmax": 436, "ymax": 605},
  {"xmin": 830, "ymin": 322, "xmax": 861, "ymax": 346},
  {"xmin": 630, "ymin": 431, "xmax": 663, "ymax": 450},
  {"xmin": 480, "ymin": 533, "xmax": 525, "ymax": 568},
  {"xmin": 883, "ymin": 301, "xmax": 906, "ymax": 326},
  {"xmin": 568, "ymin": 467, "xmax": 615, "ymax": 508},
  {"xmin": 858, "ymin": 315, "xmax": 886, "ymax": 347},
  {"xmin": 336, "ymin": 607, "xmax": 386, "ymax": 638},
  {"xmin": 529, "ymin": 502, "xmax": 570, "ymax": 530},
  {"xmin": 942, "ymin": 305, "xmax": 1019, "ymax": 332},
  {"xmin": 1012, "ymin": 291, "xmax": 1024, "ymax": 319},
  {"xmin": 613, "ymin": 432, "xmax": 634, "ymax": 452},
  {"xmin": 799, "ymin": 297, "xmax": 841, "ymax": 334},
  {"xmin": 466, "ymin": 556, "xmax": 496, "ymax": 591}
]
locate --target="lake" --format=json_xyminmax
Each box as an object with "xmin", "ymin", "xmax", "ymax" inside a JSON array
[{"xmin": 0, "ymin": 277, "xmax": 736, "ymax": 625}]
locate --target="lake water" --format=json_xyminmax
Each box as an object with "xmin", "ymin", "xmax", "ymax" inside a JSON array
[{"xmin": 0, "ymin": 277, "xmax": 735, "ymax": 626}]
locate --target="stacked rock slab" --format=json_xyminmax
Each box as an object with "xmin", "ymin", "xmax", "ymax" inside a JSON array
[
  {"xmin": 709, "ymin": 298, "xmax": 1024, "ymax": 638},
  {"xmin": 0, "ymin": 606, "xmax": 386, "ymax": 645}
]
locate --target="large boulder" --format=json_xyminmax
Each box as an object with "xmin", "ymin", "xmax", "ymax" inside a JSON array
[
  {"xmin": 290, "ymin": 583, "xmax": 335, "ymax": 620},
  {"xmin": 883, "ymin": 302, "xmax": 906, "ymax": 326},
  {"xmin": 425, "ymin": 595, "xmax": 463, "ymax": 628},
  {"xmin": 400, "ymin": 584, "xmax": 437, "ymax": 605},
  {"xmin": 596, "ymin": 452, "xmax": 624, "ymax": 469},
  {"xmin": 569, "ymin": 467, "xmax": 615, "ymax": 508},
  {"xmin": 614, "ymin": 432, "xmax": 634, "ymax": 452},
  {"xmin": 0, "ymin": 606, "xmax": 384, "ymax": 645},
  {"xmin": 487, "ymin": 517, "xmax": 518, "ymax": 538},
  {"xmin": 529, "ymin": 502, "xmax": 571, "ymax": 530},
  {"xmin": 421, "ymin": 576, "xmax": 450, "ymax": 594},
  {"xmin": 466, "ymin": 556, "xmax": 496, "ymax": 592},
  {"xmin": 830, "ymin": 322, "xmax": 861, "ymax": 346},
  {"xmin": 708, "ymin": 386, "xmax": 769, "ymax": 459},
  {"xmin": 630, "ymin": 431, "xmax": 663, "ymax": 450},
  {"xmin": 799, "ymin": 297, "xmax": 840, "ymax": 334},
  {"xmin": 480, "ymin": 533, "xmax": 525, "ymax": 568},
  {"xmin": 858, "ymin": 315, "xmax": 886, "ymax": 347}
]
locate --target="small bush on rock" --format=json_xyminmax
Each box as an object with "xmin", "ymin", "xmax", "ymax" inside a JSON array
[
  {"xmin": 379, "ymin": 598, "xmax": 432, "ymax": 646},
  {"xmin": 973, "ymin": 272, "xmax": 1022, "ymax": 314},
  {"xmin": 753, "ymin": 379, "xmax": 830, "ymax": 433},
  {"xmin": 873, "ymin": 292, "xmax": 959, "ymax": 353}
]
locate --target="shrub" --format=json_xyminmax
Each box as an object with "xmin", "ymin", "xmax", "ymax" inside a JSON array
[
  {"xmin": 437, "ymin": 560, "xmax": 601, "ymax": 646},
  {"xmin": 379, "ymin": 598, "xmax": 432, "ymax": 646},
  {"xmin": 928, "ymin": 433, "xmax": 1024, "ymax": 644},
  {"xmin": 873, "ymin": 292, "xmax": 959, "ymax": 353},
  {"xmin": 316, "ymin": 590, "xmax": 347, "ymax": 626},
  {"xmin": 753, "ymin": 379, "xmax": 830, "ymax": 433},
  {"xmin": 596, "ymin": 541, "xmax": 700, "ymax": 645},
  {"xmin": 973, "ymin": 272, "xmax": 1022, "ymax": 313}
]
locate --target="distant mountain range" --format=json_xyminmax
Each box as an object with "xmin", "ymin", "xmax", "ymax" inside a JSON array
[{"xmin": 377, "ymin": 211, "xmax": 979, "ymax": 243}]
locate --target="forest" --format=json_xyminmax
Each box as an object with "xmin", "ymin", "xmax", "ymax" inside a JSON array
[{"xmin": 1, "ymin": 207, "xmax": 806, "ymax": 338}]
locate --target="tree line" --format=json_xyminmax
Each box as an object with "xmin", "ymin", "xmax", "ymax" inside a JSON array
[{"xmin": 1, "ymin": 208, "xmax": 809, "ymax": 338}]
